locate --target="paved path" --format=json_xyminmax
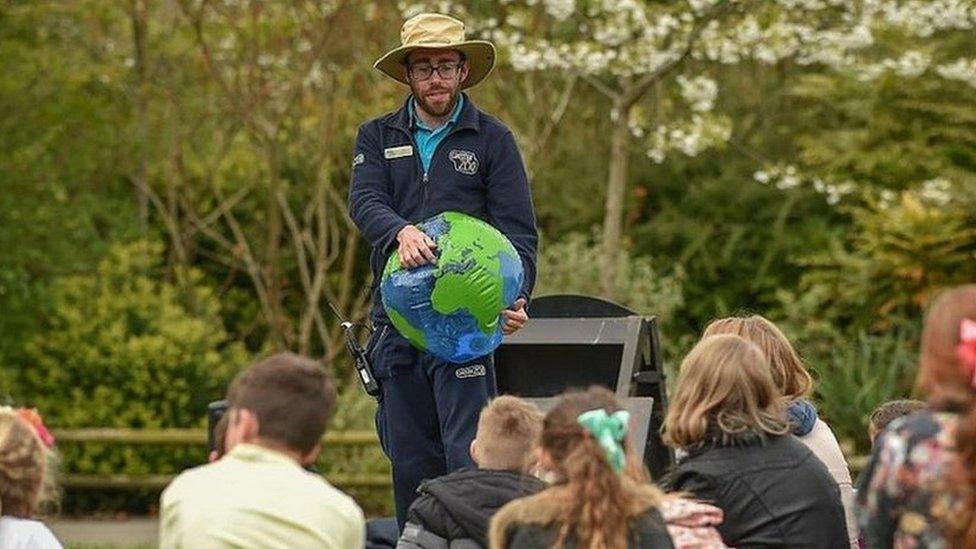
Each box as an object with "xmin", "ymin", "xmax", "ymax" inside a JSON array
[{"xmin": 49, "ymin": 518, "xmax": 158, "ymax": 548}]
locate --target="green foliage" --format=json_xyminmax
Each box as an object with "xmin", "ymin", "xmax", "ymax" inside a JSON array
[
  {"xmin": 535, "ymin": 231, "xmax": 684, "ymax": 322},
  {"xmin": 20, "ymin": 240, "xmax": 248, "ymax": 427},
  {"xmin": 809, "ymin": 329, "xmax": 919, "ymax": 454},
  {"xmin": 15, "ymin": 240, "xmax": 248, "ymax": 512},
  {"xmin": 798, "ymin": 193, "xmax": 976, "ymax": 329},
  {"xmin": 790, "ymin": 64, "xmax": 976, "ymax": 193},
  {"xmin": 0, "ymin": 1, "xmax": 140, "ymax": 385}
]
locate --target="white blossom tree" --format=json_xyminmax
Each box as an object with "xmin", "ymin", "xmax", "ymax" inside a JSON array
[{"xmin": 402, "ymin": 0, "xmax": 976, "ymax": 298}]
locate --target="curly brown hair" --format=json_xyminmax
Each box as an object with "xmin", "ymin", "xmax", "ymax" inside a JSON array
[
  {"xmin": 539, "ymin": 386, "xmax": 659, "ymax": 549},
  {"xmin": 0, "ymin": 411, "xmax": 46, "ymax": 517}
]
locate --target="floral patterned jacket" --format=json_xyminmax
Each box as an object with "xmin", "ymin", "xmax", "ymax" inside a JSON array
[{"xmin": 855, "ymin": 410, "xmax": 961, "ymax": 548}]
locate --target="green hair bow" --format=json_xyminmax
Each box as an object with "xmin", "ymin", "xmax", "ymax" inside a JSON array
[{"xmin": 577, "ymin": 408, "xmax": 630, "ymax": 472}]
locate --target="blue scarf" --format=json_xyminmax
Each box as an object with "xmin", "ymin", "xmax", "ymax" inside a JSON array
[{"xmin": 788, "ymin": 398, "xmax": 818, "ymax": 436}]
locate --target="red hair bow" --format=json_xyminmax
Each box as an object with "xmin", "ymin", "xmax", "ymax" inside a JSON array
[
  {"xmin": 15, "ymin": 408, "xmax": 55, "ymax": 449},
  {"xmin": 958, "ymin": 318, "xmax": 976, "ymax": 389}
]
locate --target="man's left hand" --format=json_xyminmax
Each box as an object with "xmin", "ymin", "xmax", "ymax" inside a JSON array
[{"xmin": 501, "ymin": 298, "xmax": 528, "ymax": 336}]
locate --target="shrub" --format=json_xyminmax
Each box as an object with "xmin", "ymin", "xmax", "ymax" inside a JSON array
[
  {"xmin": 535, "ymin": 230, "xmax": 684, "ymax": 321},
  {"xmin": 17, "ymin": 240, "xmax": 249, "ymax": 512}
]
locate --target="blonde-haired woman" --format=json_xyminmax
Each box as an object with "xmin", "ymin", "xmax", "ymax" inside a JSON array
[
  {"xmin": 0, "ymin": 408, "xmax": 63, "ymax": 548},
  {"xmin": 703, "ymin": 315, "xmax": 858, "ymax": 546},
  {"xmin": 662, "ymin": 335, "xmax": 848, "ymax": 548}
]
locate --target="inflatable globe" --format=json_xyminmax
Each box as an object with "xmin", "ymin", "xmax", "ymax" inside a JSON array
[{"xmin": 381, "ymin": 211, "xmax": 524, "ymax": 363}]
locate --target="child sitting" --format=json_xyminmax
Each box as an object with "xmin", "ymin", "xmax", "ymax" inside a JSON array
[
  {"xmin": 0, "ymin": 408, "xmax": 63, "ymax": 549},
  {"xmin": 398, "ymin": 395, "xmax": 547, "ymax": 549},
  {"xmin": 857, "ymin": 286, "xmax": 976, "ymax": 547},
  {"xmin": 662, "ymin": 335, "xmax": 848, "ymax": 548},
  {"xmin": 490, "ymin": 386, "xmax": 727, "ymax": 549}
]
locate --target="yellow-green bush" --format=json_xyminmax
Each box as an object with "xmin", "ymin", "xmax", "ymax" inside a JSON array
[{"xmin": 17, "ymin": 240, "xmax": 249, "ymax": 512}]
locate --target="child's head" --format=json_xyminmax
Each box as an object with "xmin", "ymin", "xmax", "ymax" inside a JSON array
[
  {"xmin": 538, "ymin": 386, "xmax": 642, "ymax": 480},
  {"xmin": 917, "ymin": 285, "xmax": 976, "ymax": 410},
  {"xmin": 913, "ymin": 285, "xmax": 976, "ymax": 547},
  {"xmin": 471, "ymin": 396, "xmax": 542, "ymax": 473},
  {"xmin": 664, "ymin": 334, "xmax": 790, "ymax": 450},
  {"xmin": 703, "ymin": 314, "xmax": 813, "ymax": 400},
  {"xmin": 0, "ymin": 410, "xmax": 46, "ymax": 517},
  {"xmin": 537, "ymin": 386, "xmax": 662, "ymax": 549},
  {"xmin": 868, "ymin": 399, "xmax": 926, "ymax": 443},
  {"xmin": 225, "ymin": 353, "xmax": 337, "ymax": 464}
]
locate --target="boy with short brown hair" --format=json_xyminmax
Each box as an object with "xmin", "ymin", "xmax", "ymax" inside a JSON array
[
  {"xmin": 398, "ymin": 396, "xmax": 546, "ymax": 548},
  {"xmin": 868, "ymin": 399, "xmax": 926, "ymax": 444},
  {"xmin": 160, "ymin": 353, "xmax": 364, "ymax": 549}
]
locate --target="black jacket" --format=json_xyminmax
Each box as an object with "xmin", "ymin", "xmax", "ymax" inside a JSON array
[
  {"xmin": 665, "ymin": 434, "xmax": 848, "ymax": 548},
  {"xmin": 397, "ymin": 468, "xmax": 545, "ymax": 549},
  {"xmin": 348, "ymin": 94, "xmax": 538, "ymax": 322}
]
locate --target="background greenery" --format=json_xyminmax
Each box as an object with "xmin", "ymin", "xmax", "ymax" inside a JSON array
[{"xmin": 1, "ymin": 0, "xmax": 974, "ymax": 517}]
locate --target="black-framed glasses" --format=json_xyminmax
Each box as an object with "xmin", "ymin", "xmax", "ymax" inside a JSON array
[{"xmin": 407, "ymin": 62, "xmax": 462, "ymax": 81}]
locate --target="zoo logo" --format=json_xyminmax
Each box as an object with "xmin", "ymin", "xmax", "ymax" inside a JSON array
[
  {"xmin": 448, "ymin": 149, "xmax": 478, "ymax": 176},
  {"xmin": 455, "ymin": 364, "xmax": 486, "ymax": 379}
]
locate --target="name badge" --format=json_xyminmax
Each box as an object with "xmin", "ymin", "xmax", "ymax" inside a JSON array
[{"xmin": 384, "ymin": 145, "xmax": 413, "ymax": 160}]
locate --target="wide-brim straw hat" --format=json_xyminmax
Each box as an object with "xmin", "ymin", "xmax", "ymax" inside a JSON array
[{"xmin": 374, "ymin": 13, "xmax": 496, "ymax": 89}]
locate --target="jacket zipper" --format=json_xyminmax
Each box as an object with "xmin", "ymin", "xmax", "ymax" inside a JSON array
[
  {"xmin": 421, "ymin": 124, "xmax": 466, "ymax": 217},
  {"xmin": 394, "ymin": 120, "xmax": 466, "ymax": 220}
]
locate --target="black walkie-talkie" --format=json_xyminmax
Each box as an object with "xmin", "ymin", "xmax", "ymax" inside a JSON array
[{"xmin": 342, "ymin": 321, "xmax": 381, "ymax": 397}]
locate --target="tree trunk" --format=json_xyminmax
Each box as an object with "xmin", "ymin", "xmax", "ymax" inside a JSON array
[
  {"xmin": 130, "ymin": 0, "xmax": 150, "ymax": 231},
  {"xmin": 264, "ymin": 143, "xmax": 288, "ymax": 351},
  {"xmin": 599, "ymin": 99, "xmax": 631, "ymax": 298}
]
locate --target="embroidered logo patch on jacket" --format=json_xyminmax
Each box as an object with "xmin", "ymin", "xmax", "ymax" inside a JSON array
[
  {"xmin": 455, "ymin": 364, "xmax": 486, "ymax": 379},
  {"xmin": 448, "ymin": 149, "xmax": 479, "ymax": 175}
]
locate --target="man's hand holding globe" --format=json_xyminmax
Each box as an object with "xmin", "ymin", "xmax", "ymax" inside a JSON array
[
  {"xmin": 396, "ymin": 224, "xmax": 438, "ymax": 269},
  {"xmin": 500, "ymin": 298, "xmax": 527, "ymax": 335}
]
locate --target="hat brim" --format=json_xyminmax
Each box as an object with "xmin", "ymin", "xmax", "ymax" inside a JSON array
[{"xmin": 374, "ymin": 41, "xmax": 496, "ymax": 89}]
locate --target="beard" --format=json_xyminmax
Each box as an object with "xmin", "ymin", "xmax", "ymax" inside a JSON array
[{"xmin": 411, "ymin": 81, "xmax": 460, "ymax": 118}]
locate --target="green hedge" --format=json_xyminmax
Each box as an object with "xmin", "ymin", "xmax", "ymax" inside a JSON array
[{"xmin": 15, "ymin": 241, "xmax": 247, "ymax": 512}]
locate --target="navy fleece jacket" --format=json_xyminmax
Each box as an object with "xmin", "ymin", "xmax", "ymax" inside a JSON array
[{"xmin": 348, "ymin": 94, "xmax": 538, "ymax": 322}]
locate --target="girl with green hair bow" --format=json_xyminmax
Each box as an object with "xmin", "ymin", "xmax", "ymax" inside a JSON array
[{"xmin": 490, "ymin": 386, "xmax": 675, "ymax": 549}]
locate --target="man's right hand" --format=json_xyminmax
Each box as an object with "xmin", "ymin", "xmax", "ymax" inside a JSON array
[{"xmin": 396, "ymin": 225, "xmax": 437, "ymax": 269}]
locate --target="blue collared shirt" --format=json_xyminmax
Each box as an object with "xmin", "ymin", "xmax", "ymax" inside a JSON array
[{"xmin": 409, "ymin": 94, "xmax": 464, "ymax": 172}]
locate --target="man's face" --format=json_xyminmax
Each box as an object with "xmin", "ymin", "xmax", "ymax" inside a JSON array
[{"xmin": 405, "ymin": 49, "xmax": 468, "ymax": 118}]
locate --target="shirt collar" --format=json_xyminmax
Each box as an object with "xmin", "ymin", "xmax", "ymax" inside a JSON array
[
  {"xmin": 227, "ymin": 443, "xmax": 302, "ymax": 468},
  {"xmin": 409, "ymin": 94, "xmax": 464, "ymax": 131}
]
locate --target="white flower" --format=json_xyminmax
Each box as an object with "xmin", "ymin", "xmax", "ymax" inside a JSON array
[
  {"xmin": 687, "ymin": 0, "xmax": 718, "ymax": 14},
  {"xmin": 677, "ymin": 75, "xmax": 718, "ymax": 112},
  {"xmin": 544, "ymin": 0, "xmax": 576, "ymax": 21},
  {"xmin": 936, "ymin": 58, "xmax": 976, "ymax": 89},
  {"xmin": 879, "ymin": 189, "xmax": 897, "ymax": 208},
  {"xmin": 893, "ymin": 51, "xmax": 931, "ymax": 78},
  {"xmin": 918, "ymin": 177, "xmax": 953, "ymax": 206},
  {"xmin": 647, "ymin": 148, "xmax": 666, "ymax": 163}
]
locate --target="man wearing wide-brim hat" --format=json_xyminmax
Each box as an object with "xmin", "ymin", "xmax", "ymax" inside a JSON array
[{"xmin": 348, "ymin": 13, "xmax": 538, "ymax": 528}]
